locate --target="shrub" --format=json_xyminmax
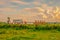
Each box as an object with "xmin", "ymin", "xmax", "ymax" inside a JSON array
[
  {"xmin": 0, "ymin": 23, "xmax": 60, "ymax": 31},
  {"xmin": 0, "ymin": 24, "xmax": 10, "ymax": 28}
]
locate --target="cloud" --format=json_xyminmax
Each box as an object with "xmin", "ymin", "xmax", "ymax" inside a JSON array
[
  {"xmin": 11, "ymin": 0, "xmax": 29, "ymax": 5},
  {"xmin": 47, "ymin": 6, "xmax": 60, "ymax": 19},
  {"xmin": 32, "ymin": 1, "xmax": 40, "ymax": 6},
  {"xmin": 0, "ymin": 6, "xmax": 60, "ymax": 22},
  {"xmin": 53, "ymin": 7, "xmax": 60, "ymax": 19},
  {"xmin": 18, "ymin": 7, "xmax": 48, "ymax": 19},
  {"xmin": 19, "ymin": 6, "xmax": 60, "ymax": 20},
  {"xmin": 49, "ymin": 1, "xmax": 53, "ymax": 5},
  {"xmin": 0, "ymin": 0, "xmax": 60, "ymax": 22},
  {"xmin": 20, "ymin": 0, "xmax": 34, "ymax": 2},
  {"xmin": 0, "ymin": 14, "xmax": 7, "ymax": 22},
  {"xmin": 34, "ymin": 7, "xmax": 45, "ymax": 12},
  {"xmin": 41, "ymin": 4, "xmax": 48, "ymax": 8},
  {"xmin": 0, "ymin": 7, "xmax": 16, "ymax": 12},
  {"xmin": 0, "ymin": 1, "xmax": 5, "ymax": 4}
]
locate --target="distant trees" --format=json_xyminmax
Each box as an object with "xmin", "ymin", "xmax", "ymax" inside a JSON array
[
  {"xmin": 7, "ymin": 17, "xmax": 10, "ymax": 24},
  {"xmin": 6, "ymin": 16, "xmax": 46, "ymax": 24},
  {"xmin": 24, "ymin": 21, "xmax": 27, "ymax": 24},
  {"xmin": 34, "ymin": 20, "xmax": 46, "ymax": 25}
]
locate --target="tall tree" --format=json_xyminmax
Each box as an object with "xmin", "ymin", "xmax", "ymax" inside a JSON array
[{"xmin": 7, "ymin": 17, "xmax": 10, "ymax": 24}]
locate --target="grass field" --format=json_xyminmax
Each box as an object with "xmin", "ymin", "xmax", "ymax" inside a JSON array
[
  {"xmin": 0, "ymin": 28, "xmax": 60, "ymax": 40},
  {"xmin": 0, "ymin": 23, "xmax": 60, "ymax": 40}
]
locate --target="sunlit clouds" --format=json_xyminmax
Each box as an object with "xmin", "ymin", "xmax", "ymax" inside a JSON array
[
  {"xmin": 0, "ymin": 1, "xmax": 5, "ymax": 4},
  {"xmin": 0, "ymin": 7, "xmax": 16, "ymax": 12},
  {"xmin": 11, "ymin": 0, "xmax": 29, "ymax": 5},
  {"xmin": 0, "ymin": 0, "xmax": 60, "ymax": 22}
]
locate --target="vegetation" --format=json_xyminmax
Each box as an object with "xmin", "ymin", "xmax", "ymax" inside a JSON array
[
  {"xmin": 0, "ymin": 22, "xmax": 60, "ymax": 40},
  {"xmin": 0, "ymin": 23, "xmax": 60, "ymax": 31}
]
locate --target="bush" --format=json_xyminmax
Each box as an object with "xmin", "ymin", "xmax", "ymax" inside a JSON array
[
  {"xmin": 0, "ymin": 24, "xmax": 10, "ymax": 28},
  {"xmin": 19, "ymin": 24, "xmax": 35, "ymax": 29},
  {"xmin": 0, "ymin": 23, "xmax": 60, "ymax": 31}
]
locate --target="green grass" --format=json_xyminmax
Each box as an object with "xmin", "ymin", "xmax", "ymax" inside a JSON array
[
  {"xmin": 0, "ymin": 23, "xmax": 60, "ymax": 40},
  {"xmin": 0, "ymin": 28, "xmax": 60, "ymax": 40}
]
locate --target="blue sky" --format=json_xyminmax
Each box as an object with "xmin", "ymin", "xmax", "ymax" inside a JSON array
[{"xmin": 0, "ymin": 0, "xmax": 60, "ymax": 22}]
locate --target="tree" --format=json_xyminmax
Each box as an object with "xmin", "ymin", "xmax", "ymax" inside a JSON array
[{"xmin": 7, "ymin": 17, "xmax": 10, "ymax": 24}]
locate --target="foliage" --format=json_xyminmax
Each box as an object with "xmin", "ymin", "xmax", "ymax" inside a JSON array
[{"xmin": 0, "ymin": 23, "xmax": 60, "ymax": 31}]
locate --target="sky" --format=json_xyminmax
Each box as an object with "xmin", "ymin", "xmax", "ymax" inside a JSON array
[{"xmin": 0, "ymin": 0, "xmax": 60, "ymax": 22}]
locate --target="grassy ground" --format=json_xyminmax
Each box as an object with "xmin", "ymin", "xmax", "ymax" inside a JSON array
[
  {"xmin": 0, "ymin": 23, "xmax": 60, "ymax": 40},
  {"xmin": 0, "ymin": 28, "xmax": 60, "ymax": 40}
]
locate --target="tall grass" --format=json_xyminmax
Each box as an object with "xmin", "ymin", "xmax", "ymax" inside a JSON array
[{"xmin": 0, "ymin": 23, "xmax": 60, "ymax": 31}]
